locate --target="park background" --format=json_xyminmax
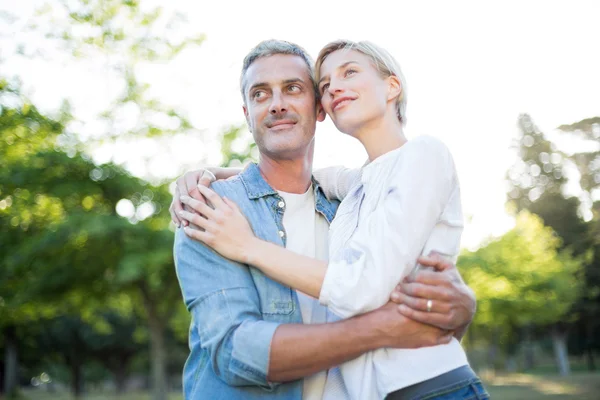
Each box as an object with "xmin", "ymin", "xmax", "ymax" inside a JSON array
[{"xmin": 1, "ymin": 0, "xmax": 599, "ymax": 399}]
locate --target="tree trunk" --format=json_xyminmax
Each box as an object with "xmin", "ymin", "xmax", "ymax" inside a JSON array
[
  {"xmin": 551, "ymin": 326, "xmax": 570, "ymax": 376},
  {"xmin": 487, "ymin": 327, "xmax": 499, "ymax": 371},
  {"xmin": 586, "ymin": 347, "xmax": 596, "ymax": 371},
  {"xmin": 114, "ymin": 359, "xmax": 128, "ymax": 394},
  {"xmin": 523, "ymin": 324, "xmax": 535, "ymax": 370},
  {"xmin": 586, "ymin": 321, "xmax": 596, "ymax": 371},
  {"xmin": 3, "ymin": 326, "xmax": 18, "ymax": 398},
  {"xmin": 70, "ymin": 358, "xmax": 84, "ymax": 398},
  {"xmin": 140, "ymin": 284, "xmax": 168, "ymax": 400},
  {"xmin": 505, "ymin": 355, "xmax": 518, "ymax": 372}
]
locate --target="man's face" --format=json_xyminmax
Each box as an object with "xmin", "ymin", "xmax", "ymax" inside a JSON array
[{"xmin": 242, "ymin": 54, "xmax": 324, "ymax": 160}]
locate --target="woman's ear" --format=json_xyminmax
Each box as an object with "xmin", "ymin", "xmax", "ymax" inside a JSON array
[{"xmin": 387, "ymin": 75, "xmax": 402, "ymax": 102}]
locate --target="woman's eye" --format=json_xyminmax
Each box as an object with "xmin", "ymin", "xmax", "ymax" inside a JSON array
[
  {"xmin": 345, "ymin": 69, "xmax": 357, "ymax": 77},
  {"xmin": 321, "ymin": 83, "xmax": 330, "ymax": 93}
]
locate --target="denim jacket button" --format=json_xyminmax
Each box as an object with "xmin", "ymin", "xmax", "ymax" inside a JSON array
[
  {"xmin": 278, "ymin": 230, "xmax": 285, "ymax": 238},
  {"xmin": 277, "ymin": 201, "xmax": 285, "ymax": 209}
]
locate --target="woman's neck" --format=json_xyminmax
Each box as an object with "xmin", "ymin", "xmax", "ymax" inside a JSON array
[{"xmin": 354, "ymin": 113, "xmax": 407, "ymax": 161}]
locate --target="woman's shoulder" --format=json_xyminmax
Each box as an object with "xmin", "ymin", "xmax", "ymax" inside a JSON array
[
  {"xmin": 386, "ymin": 135, "xmax": 456, "ymax": 184},
  {"xmin": 403, "ymin": 135, "xmax": 452, "ymax": 157}
]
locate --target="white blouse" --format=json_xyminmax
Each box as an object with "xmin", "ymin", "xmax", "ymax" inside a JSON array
[{"xmin": 314, "ymin": 135, "xmax": 469, "ymax": 399}]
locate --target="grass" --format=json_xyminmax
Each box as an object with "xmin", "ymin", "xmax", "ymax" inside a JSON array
[
  {"xmin": 482, "ymin": 371, "xmax": 600, "ymax": 399},
  {"xmin": 21, "ymin": 371, "xmax": 600, "ymax": 399}
]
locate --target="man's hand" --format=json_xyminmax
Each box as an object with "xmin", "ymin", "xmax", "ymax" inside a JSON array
[
  {"xmin": 372, "ymin": 302, "xmax": 453, "ymax": 349},
  {"xmin": 169, "ymin": 169, "xmax": 215, "ymax": 227},
  {"xmin": 390, "ymin": 254, "xmax": 476, "ymax": 338}
]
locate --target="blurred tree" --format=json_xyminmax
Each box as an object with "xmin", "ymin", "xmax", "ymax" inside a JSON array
[
  {"xmin": 557, "ymin": 117, "xmax": 600, "ymax": 201},
  {"xmin": 27, "ymin": 0, "xmax": 204, "ymax": 145},
  {"xmin": 218, "ymin": 124, "xmax": 257, "ymax": 167},
  {"xmin": 506, "ymin": 114, "xmax": 567, "ymax": 210},
  {"xmin": 459, "ymin": 211, "xmax": 584, "ymax": 375},
  {"xmin": 557, "ymin": 116, "xmax": 600, "ymax": 371},
  {"xmin": 3, "ymin": 1, "xmax": 209, "ymax": 398},
  {"xmin": 0, "ymin": 78, "xmax": 183, "ymax": 399},
  {"xmin": 504, "ymin": 113, "xmax": 598, "ymax": 374}
]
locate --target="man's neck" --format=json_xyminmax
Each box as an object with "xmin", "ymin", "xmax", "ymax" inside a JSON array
[{"xmin": 258, "ymin": 155, "xmax": 313, "ymax": 194}]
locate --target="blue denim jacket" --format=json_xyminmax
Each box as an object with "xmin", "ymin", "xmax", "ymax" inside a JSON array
[{"xmin": 174, "ymin": 163, "xmax": 339, "ymax": 400}]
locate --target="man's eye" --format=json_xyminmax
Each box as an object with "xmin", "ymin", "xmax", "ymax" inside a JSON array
[
  {"xmin": 253, "ymin": 91, "xmax": 265, "ymax": 99},
  {"xmin": 288, "ymin": 85, "xmax": 301, "ymax": 92}
]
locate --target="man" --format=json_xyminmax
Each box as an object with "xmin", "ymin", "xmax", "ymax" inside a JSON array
[{"xmin": 172, "ymin": 40, "xmax": 476, "ymax": 400}]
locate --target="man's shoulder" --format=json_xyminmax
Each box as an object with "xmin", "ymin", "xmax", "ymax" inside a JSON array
[{"xmin": 210, "ymin": 175, "xmax": 247, "ymax": 197}]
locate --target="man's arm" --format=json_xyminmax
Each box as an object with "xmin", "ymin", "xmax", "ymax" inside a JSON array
[
  {"xmin": 175, "ymin": 227, "xmax": 452, "ymax": 388},
  {"xmin": 268, "ymin": 302, "xmax": 452, "ymax": 382}
]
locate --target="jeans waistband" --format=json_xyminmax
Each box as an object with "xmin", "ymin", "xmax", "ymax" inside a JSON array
[{"xmin": 386, "ymin": 365, "xmax": 477, "ymax": 399}]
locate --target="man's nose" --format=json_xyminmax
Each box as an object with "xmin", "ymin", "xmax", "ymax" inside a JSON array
[{"xmin": 269, "ymin": 92, "xmax": 288, "ymax": 115}]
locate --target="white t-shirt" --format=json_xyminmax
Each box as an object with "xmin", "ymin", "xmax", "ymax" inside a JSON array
[{"xmin": 278, "ymin": 185, "xmax": 330, "ymax": 400}]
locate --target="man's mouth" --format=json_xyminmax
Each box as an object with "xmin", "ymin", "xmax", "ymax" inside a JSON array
[{"xmin": 268, "ymin": 120, "xmax": 296, "ymax": 130}]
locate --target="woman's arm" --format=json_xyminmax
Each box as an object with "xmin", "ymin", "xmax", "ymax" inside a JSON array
[
  {"xmin": 319, "ymin": 138, "xmax": 460, "ymax": 318},
  {"xmin": 178, "ymin": 189, "xmax": 329, "ymax": 298},
  {"xmin": 313, "ymin": 165, "xmax": 362, "ymax": 201},
  {"xmin": 245, "ymin": 239, "xmax": 327, "ymax": 298}
]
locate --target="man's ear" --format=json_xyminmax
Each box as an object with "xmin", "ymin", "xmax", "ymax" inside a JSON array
[
  {"xmin": 242, "ymin": 104, "xmax": 252, "ymax": 132},
  {"xmin": 387, "ymin": 75, "xmax": 402, "ymax": 102},
  {"xmin": 316, "ymin": 102, "xmax": 326, "ymax": 122}
]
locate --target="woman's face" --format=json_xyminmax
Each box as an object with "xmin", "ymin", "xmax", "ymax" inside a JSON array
[{"xmin": 318, "ymin": 49, "xmax": 393, "ymax": 136}]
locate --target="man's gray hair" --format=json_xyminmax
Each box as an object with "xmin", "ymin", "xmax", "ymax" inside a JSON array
[{"xmin": 240, "ymin": 40, "xmax": 317, "ymax": 103}]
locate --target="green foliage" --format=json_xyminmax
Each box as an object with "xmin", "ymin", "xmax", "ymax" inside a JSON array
[{"xmin": 459, "ymin": 211, "xmax": 584, "ymax": 330}]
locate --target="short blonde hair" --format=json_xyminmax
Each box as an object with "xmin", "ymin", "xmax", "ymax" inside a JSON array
[{"xmin": 315, "ymin": 40, "xmax": 407, "ymax": 125}]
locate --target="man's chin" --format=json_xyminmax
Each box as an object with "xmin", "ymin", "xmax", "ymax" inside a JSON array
[{"xmin": 261, "ymin": 142, "xmax": 311, "ymax": 160}]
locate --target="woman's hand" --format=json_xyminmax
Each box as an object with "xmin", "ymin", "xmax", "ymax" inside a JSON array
[
  {"xmin": 178, "ymin": 185, "xmax": 256, "ymax": 263},
  {"xmin": 169, "ymin": 167, "xmax": 242, "ymax": 227}
]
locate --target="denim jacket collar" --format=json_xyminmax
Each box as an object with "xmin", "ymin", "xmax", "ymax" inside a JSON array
[{"xmin": 240, "ymin": 162, "xmax": 338, "ymax": 223}]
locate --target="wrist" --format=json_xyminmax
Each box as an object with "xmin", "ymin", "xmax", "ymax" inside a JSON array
[
  {"xmin": 354, "ymin": 308, "xmax": 394, "ymax": 350},
  {"xmin": 243, "ymin": 236, "xmax": 265, "ymax": 266}
]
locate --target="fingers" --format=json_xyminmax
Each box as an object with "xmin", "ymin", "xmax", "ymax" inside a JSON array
[
  {"xmin": 196, "ymin": 185, "xmax": 227, "ymax": 210},
  {"xmin": 398, "ymin": 304, "xmax": 453, "ymax": 330},
  {"xmin": 398, "ymin": 282, "xmax": 453, "ymax": 303},
  {"xmin": 411, "ymin": 269, "xmax": 453, "ymax": 288},
  {"xmin": 170, "ymin": 185, "xmax": 184, "ymax": 227},
  {"xmin": 223, "ymin": 197, "xmax": 241, "ymax": 212},
  {"xmin": 180, "ymin": 195, "xmax": 217, "ymax": 219},
  {"xmin": 391, "ymin": 291, "xmax": 451, "ymax": 314},
  {"xmin": 178, "ymin": 210, "xmax": 214, "ymax": 231},
  {"xmin": 417, "ymin": 253, "xmax": 455, "ymax": 272},
  {"xmin": 183, "ymin": 225, "xmax": 213, "ymax": 245},
  {"xmin": 181, "ymin": 170, "xmax": 201, "ymax": 200}
]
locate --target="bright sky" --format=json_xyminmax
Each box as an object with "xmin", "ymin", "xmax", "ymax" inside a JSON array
[{"xmin": 2, "ymin": 0, "xmax": 599, "ymax": 249}]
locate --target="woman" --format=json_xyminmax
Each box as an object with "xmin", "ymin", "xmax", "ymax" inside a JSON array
[{"xmin": 176, "ymin": 40, "xmax": 489, "ymax": 400}]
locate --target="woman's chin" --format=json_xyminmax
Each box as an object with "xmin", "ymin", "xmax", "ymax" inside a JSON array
[{"xmin": 332, "ymin": 119, "xmax": 359, "ymax": 137}]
